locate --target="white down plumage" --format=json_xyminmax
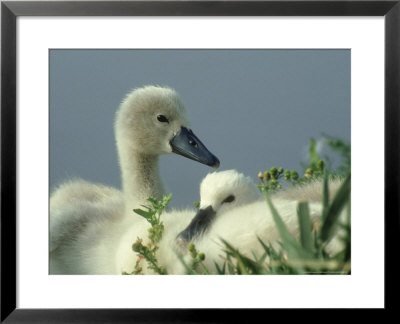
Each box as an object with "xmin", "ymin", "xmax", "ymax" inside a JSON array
[{"xmin": 49, "ymin": 85, "xmax": 219, "ymax": 274}]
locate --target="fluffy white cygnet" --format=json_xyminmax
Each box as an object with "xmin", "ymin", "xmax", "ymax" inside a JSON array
[
  {"xmin": 131, "ymin": 170, "xmax": 346, "ymax": 274},
  {"xmin": 116, "ymin": 170, "xmax": 261, "ymax": 274},
  {"xmin": 49, "ymin": 85, "xmax": 219, "ymax": 274}
]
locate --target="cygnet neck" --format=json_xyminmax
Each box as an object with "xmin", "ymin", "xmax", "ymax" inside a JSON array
[{"xmin": 119, "ymin": 150, "xmax": 165, "ymax": 213}]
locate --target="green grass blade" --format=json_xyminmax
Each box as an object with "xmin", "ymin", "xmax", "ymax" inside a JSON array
[
  {"xmin": 257, "ymin": 236, "xmax": 269, "ymax": 252},
  {"xmin": 176, "ymin": 253, "xmax": 197, "ymax": 275},
  {"xmin": 297, "ymin": 202, "xmax": 314, "ymax": 254},
  {"xmin": 341, "ymin": 198, "xmax": 352, "ymax": 263},
  {"xmin": 322, "ymin": 170, "xmax": 329, "ymax": 223},
  {"xmin": 221, "ymin": 239, "xmax": 267, "ymax": 274},
  {"xmin": 320, "ymin": 174, "xmax": 351, "ymax": 243},
  {"xmin": 262, "ymin": 191, "xmax": 312, "ymax": 261},
  {"xmin": 214, "ymin": 261, "xmax": 226, "ymax": 274},
  {"xmin": 255, "ymin": 238, "xmax": 271, "ymax": 264},
  {"xmin": 200, "ymin": 264, "xmax": 211, "ymax": 275},
  {"xmin": 225, "ymin": 254, "xmax": 235, "ymax": 274},
  {"xmin": 221, "ymin": 240, "xmax": 248, "ymax": 274}
]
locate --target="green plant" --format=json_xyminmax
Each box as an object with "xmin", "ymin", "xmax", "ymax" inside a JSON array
[
  {"xmin": 257, "ymin": 167, "xmax": 301, "ymax": 192},
  {"xmin": 257, "ymin": 134, "xmax": 350, "ymax": 193},
  {"xmin": 177, "ymin": 242, "xmax": 210, "ymax": 275},
  {"xmin": 257, "ymin": 162, "xmax": 324, "ymax": 193},
  {"xmin": 322, "ymin": 134, "xmax": 351, "ymax": 175},
  {"xmin": 123, "ymin": 194, "xmax": 172, "ymax": 275},
  {"xmin": 301, "ymin": 135, "xmax": 351, "ymax": 176}
]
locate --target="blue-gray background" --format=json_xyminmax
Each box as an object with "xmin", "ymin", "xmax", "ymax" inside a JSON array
[{"xmin": 50, "ymin": 49, "xmax": 350, "ymax": 208}]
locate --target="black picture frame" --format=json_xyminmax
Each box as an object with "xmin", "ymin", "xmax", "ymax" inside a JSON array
[{"xmin": 1, "ymin": 0, "xmax": 398, "ymax": 322}]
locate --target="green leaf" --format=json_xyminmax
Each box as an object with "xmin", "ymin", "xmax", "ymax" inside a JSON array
[
  {"xmin": 140, "ymin": 205, "xmax": 152, "ymax": 211},
  {"xmin": 147, "ymin": 197, "xmax": 158, "ymax": 204},
  {"xmin": 162, "ymin": 194, "xmax": 173, "ymax": 205},
  {"xmin": 308, "ymin": 138, "xmax": 321, "ymax": 170},
  {"xmin": 320, "ymin": 173, "xmax": 351, "ymax": 243},
  {"xmin": 133, "ymin": 208, "xmax": 153, "ymax": 219},
  {"xmin": 297, "ymin": 202, "xmax": 314, "ymax": 254}
]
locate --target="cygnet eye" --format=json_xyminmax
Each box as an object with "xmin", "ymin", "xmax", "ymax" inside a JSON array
[
  {"xmin": 222, "ymin": 195, "xmax": 235, "ymax": 204},
  {"xmin": 157, "ymin": 115, "xmax": 169, "ymax": 123}
]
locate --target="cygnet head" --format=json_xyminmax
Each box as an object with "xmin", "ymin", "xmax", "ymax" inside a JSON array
[
  {"xmin": 115, "ymin": 85, "xmax": 219, "ymax": 168},
  {"xmin": 177, "ymin": 170, "xmax": 260, "ymax": 242}
]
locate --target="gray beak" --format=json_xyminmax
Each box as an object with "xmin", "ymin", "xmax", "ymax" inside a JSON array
[
  {"xmin": 170, "ymin": 127, "xmax": 220, "ymax": 169},
  {"xmin": 176, "ymin": 206, "xmax": 216, "ymax": 242}
]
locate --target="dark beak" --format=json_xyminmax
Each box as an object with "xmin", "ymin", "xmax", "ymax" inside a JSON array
[
  {"xmin": 176, "ymin": 206, "xmax": 216, "ymax": 242},
  {"xmin": 170, "ymin": 127, "xmax": 220, "ymax": 169}
]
